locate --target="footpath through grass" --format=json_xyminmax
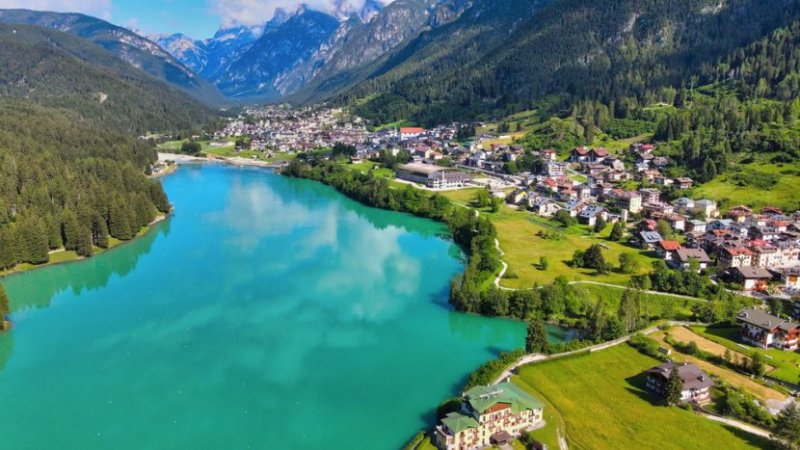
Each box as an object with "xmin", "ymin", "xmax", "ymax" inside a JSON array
[
  {"xmin": 486, "ymin": 206, "xmax": 655, "ymax": 288},
  {"xmin": 512, "ymin": 345, "xmax": 773, "ymax": 450}
]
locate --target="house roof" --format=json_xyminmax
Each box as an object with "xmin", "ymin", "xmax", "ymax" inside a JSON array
[
  {"xmin": 645, "ymin": 362, "xmax": 714, "ymax": 391},
  {"xmin": 658, "ymin": 240, "xmax": 681, "ymax": 251},
  {"xmin": 464, "ymin": 383, "xmax": 543, "ymax": 415},
  {"xmin": 397, "ymin": 163, "xmax": 446, "ymax": 176},
  {"xmin": 675, "ymin": 248, "xmax": 712, "ymax": 263},
  {"xmin": 732, "ymin": 267, "xmax": 773, "ymax": 280},
  {"xmin": 737, "ymin": 308, "xmax": 797, "ymax": 331},
  {"xmin": 441, "ymin": 412, "xmax": 479, "ymax": 434},
  {"xmin": 400, "ymin": 127, "xmax": 425, "ymax": 134},
  {"xmin": 640, "ymin": 231, "xmax": 663, "ymax": 243}
]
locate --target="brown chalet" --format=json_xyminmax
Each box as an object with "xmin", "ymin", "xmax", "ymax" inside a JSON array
[{"xmin": 644, "ymin": 362, "xmax": 713, "ymax": 404}]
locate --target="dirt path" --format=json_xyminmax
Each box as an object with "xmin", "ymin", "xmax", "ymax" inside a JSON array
[{"xmin": 701, "ymin": 414, "xmax": 774, "ymax": 439}]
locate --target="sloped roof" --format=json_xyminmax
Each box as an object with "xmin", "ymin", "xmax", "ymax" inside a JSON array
[
  {"xmin": 441, "ymin": 412, "xmax": 479, "ymax": 434},
  {"xmin": 464, "ymin": 382, "xmax": 543, "ymax": 415}
]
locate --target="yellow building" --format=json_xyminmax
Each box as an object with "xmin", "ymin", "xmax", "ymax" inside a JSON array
[{"xmin": 434, "ymin": 382, "xmax": 544, "ymax": 450}]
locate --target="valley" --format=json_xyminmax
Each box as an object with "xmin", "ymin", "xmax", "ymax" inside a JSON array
[{"xmin": 0, "ymin": 1, "xmax": 800, "ymax": 449}]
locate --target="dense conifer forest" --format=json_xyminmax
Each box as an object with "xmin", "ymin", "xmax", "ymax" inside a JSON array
[{"xmin": 0, "ymin": 24, "xmax": 215, "ymax": 269}]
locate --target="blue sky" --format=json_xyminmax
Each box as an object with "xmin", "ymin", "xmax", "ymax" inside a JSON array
[
  {"xmin": 0, "ymin": 0, "xmax": 390, "ymax": 39},
  {"xmin": 113, "ymin": 0, "xmax": 221, "ymax": 38}
]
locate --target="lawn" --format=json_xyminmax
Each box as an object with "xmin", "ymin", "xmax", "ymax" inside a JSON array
[
  {"xmin": 692, "ymin": 325, "xmax": 800, "ymax": 386},
  {"xmin": 157, "ymin": 138, "xmax": 239, "ymax": 157},
  {"xmin": 593, "ymin": 133, "xmax": 651, "ymax": 154},
  {"xmin": 487, "ymin": 206, "xmax": 656, "ymax": 288},
  {"xmin": 694, "ymin": 162, "xmax": 800, "ymax": 212},
  {"xmin": 512, "ymin": 345, "xmax": 773, "ymax": 450},
  {"xmin": 574, "ymin": 284, "xmax": 702, "ymax": 321}
]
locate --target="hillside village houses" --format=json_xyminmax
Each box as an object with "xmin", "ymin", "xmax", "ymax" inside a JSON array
[
  {"xmin": 434, "ymin": 383, "xmax": 545, "ymax": 450},
  {"xmin": 217, "ymin": 107, "xmax": 800, "ymax": 295},
  {"xmin": 737, "ymin": 308, "xmax": 800, "ymax": 351}
]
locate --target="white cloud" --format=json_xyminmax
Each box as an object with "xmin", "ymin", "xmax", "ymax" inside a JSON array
[
  {"xmin": 0, "ymin": 0, "xmax": 112, "ymax": 20},
  {"xmin": 209, "ymin": 0, "xmax": 391, "ymax": 28}
]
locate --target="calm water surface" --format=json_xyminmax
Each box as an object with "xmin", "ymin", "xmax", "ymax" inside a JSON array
[{"xmin": 0, "ymin": 164, "xmax": 524, "ymax": 449}]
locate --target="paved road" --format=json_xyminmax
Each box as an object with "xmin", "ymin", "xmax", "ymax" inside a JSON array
[
  {"xmin": 701, "ymin": 414, "xmax": 774, "ymax": 439},
  {"xmin": 491, "ymin": 324, "xmax": 668, "ymax": 385}
]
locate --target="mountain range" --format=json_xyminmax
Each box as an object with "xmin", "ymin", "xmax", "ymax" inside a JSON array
[{"xmin": 1, "ymin": 0, "xmax": 800, "ymax": 126}]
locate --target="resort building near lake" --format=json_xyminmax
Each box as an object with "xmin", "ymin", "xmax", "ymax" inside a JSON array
[
  {"xmin": 434, "ymin": 383, "xmax": 544, "ymax": 450},
  {"xmin": 737, "ymin": 308, "xmax": 800, "ymax": 351},
  {"xmin": 396, "ymin": 163, "xmax": 472, "ymax": 189},
  {"xmin": 643, "ymin": 362, "xmax": 714, "ymax": 405}
]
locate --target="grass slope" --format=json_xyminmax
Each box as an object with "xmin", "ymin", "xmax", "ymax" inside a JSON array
[
  {"xmin": 513, "ymin": 345, "xmax": 772, "ymax": 450},
  {"xmin": 487, "ymin": 206, "xmax": 655, "ymax": 288}
]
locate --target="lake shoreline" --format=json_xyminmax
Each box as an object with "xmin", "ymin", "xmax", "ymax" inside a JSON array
[{"xmin": 0, "ymin": 213, "xmax": 170, "ymax": 280}]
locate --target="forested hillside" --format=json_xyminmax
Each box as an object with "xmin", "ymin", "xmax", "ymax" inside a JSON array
[
  {"xmin": 345, "ymin": 0, "xmax": 800, "ymax": 126},
  {"xmin": 0, "ymin": 25, "xmax": 214, "ymax": 133},
  {"xmin": 0, "ymin": 24, "xmax": 214, "ymax": 270},
  {"xmin": 0, "ymin": 9, "xmax": 226, "ymax": 105}
]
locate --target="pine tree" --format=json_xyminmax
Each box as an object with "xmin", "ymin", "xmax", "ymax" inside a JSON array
[
  {"xmin": 62, "ymin": 209, "xmax": 80, "ymax": 251},
  {"xmin": 91, "ymin": 214, "xmax": 109, "ymax": 249},
  {"xmin": 0, "ymin": 283, "xmax": 10, "ymax": 320},
  {"xmin": 75, "ymin": 226, "xmax": 94, "ymax": 257},
  {"xmin": 666, "ymin": 366, "xmax": 684, "ymax": 405},
  {"xmin": 526, "ymin": 319, "xmax": 549, "ymax": 354},
  {"xmin": 618, "ymin": 287, "xmax": 642, "ymax": 332},
  {"xmin": 108, "ymin": 199, "xmax": 135, "ymax": 240},
  {"xmin": 774, "ymin": 403, "xmax": 800, "ymax": 448},
  {"xmin": 609, "ymin": 221, "xmax": 625, "ymax": 241}
]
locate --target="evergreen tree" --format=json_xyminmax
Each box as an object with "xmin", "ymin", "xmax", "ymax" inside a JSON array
[
  {"xmin": 75, "ymin": 226, "xmax": 94, "ymax": 257},
  {"xmin": 62, "ymin": 209, "xmax": 81, "ymax": 251},
  {"xmin": 749, "ymin": 351, "xmax": 767, "ymax": 376},
  {"xmin": 109, "ymin": 199, "xmax": 135, "ymax": 240},
  {"xmin": 526, "ymin": 318, "xmax": 549, "ymax": 354},
  {"xmin": 593, "ymin": 217, "xmax": 607, "ymax": 233},
  {"xmin": 609, "ymin": 221, "xmax": 626, "ymax": 241},
  {"xmin": 0, "ymin": 283, "xmax": 10, "ymax": 326},
  {"xmin": 666, "ymin": 366, "xmax": 684, "ymax": 405},
  {"xmin": 618, "ymin": 287, "xmax": 642, "ymax": 332},
  {"xmin": 774, "ymin": 403, "xmax": 800, "ymax": 448},
  {"xmin": 584, "ymin": 244, "xmax": 607, "ymax": 272},
  {"xmin": 590, "ymin": 298, "xmax": 607, "ymax": 341}
]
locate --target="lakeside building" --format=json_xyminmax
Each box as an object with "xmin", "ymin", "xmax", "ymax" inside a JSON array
[
  {"xmin": 396, "ymin": 163, "xmax": 472, "ymax": 189},
  {"xmin": 737, "ymin": 308, "xmax": 800, "ymax": 350},
  {"xmin": 643, "ymin": 362, "xmax": 714, "ymax": 405},
  {"xmin": 434, "ymin": 383, "xmax": 544, "ymax": 450}
]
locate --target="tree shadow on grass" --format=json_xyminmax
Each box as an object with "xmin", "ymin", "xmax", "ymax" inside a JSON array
[{"xmin": 624, "ymin": 373, "xmax": 667, "ymax": 407}]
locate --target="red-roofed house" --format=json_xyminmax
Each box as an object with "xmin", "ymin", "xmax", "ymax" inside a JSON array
[
  {"xmin": 400, "ymin": 127, "xmax": 425, "ymax": 140},
  {"xmin": 588, "ymin": 148, "xmax": 609, "ymax": 162},
  {"xmin": 570, "ymin": 147, "xmax": 590, "ymax": 162},
  {"xmin": 656, "ymin": 240, "xmax": 681, "ymax": 260}
]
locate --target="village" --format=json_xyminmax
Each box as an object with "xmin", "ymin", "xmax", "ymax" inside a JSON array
[
  {"xmin": 213, "ymin": 106, "xmax": 800, "ymax": 302},
  {"xmin": 209, "ymin": 105, "xmax": 800, "ymax": 450}
]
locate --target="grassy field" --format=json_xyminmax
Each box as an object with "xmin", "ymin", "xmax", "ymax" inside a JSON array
[
  {"xmin": 485, "ymin": 205, "xmax": 655, "ymax": 288},
  {"xmin": 692, "ymin": 326, "xmax": 800, "ymax": 386},
  {"xmin": 574, "ymin": 284, "xmax": 703, "ymax": 321},
  {"xmin": 694, "ymin": 162, "xmax": 800, "ymax": 212},
  {"xmin": 651, "ymin": 328, "xmax": 786, "ymax": 402},
  {"xmin": 512, "ymin": 345, "xmax": 773, "ymax": 450}
]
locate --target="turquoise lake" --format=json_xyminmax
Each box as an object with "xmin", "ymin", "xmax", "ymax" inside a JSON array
[{"xmin": 0, "ymin": 164, "xmax": 526, "ymax": 449}]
